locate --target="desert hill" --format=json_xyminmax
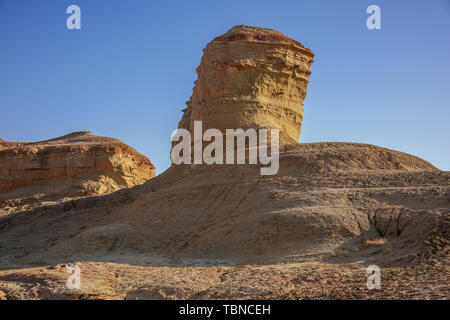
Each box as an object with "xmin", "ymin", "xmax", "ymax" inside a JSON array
[
  {"xmin": 0, "ymin": 131, "xmax": 155, "ymax": 217},
  {"xmin": 0, "ymin": 25, "xmax": 447, "ymax": 300},
  {"xmin": 0, "ymin": 141, "xmax": 447, "ymax": 267}
]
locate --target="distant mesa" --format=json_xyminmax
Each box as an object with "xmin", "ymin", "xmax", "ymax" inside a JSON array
[
  {"xmin": 177, "ymin": 25, "xmax": 314, "ymax": 146},
  {"xmin": 0, "ymin": 131, "xmax": 155, "ymax": 201}
]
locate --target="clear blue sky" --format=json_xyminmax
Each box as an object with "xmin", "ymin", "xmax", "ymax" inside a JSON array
[{"xmin": 1, "ymin": 0, "xmax": 449, "ymax": 173}]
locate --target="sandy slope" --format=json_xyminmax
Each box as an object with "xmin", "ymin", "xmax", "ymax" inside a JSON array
[
  {"xmin": 0, "ymin": 142, "xmax": 448, "ymax": 299},
  {"xmin": 0, "ymin": 132, "xmax": 155, "ymax": 217}
]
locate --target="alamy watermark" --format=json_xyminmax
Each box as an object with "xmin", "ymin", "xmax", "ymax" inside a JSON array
[
  {"xmin": 66, "ymin": 264, "xmax": 81, "ymax": 290},
  {"xmin": 366, "ymin": 5, "xmax": 381, "ymax": 30},
  {"xmin": 366, "ymin": 265, "xmax": 381, "ymax": 289},
  {"xmin": 170, "ymin": 121, "xmax": 279, "ymax": 175},
  {"xmin": 66, "ymin": 5, "xmax": 81, "ymax": 30},
  {"xmin": 65, "ymin": 5, "xmax": 381, "ymax": 31}
]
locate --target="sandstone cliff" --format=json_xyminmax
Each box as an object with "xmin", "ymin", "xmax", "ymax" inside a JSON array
[
  {"xmin": 178, "ymin": 25, "xmax": 314, "ymax": 146},
  {"xmin": 0, "ymin": 131, "xmax": 155, "ymax": 213}
]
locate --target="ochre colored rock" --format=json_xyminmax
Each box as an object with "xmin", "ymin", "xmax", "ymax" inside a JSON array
[
  {"xmin": 0, "ymin": 26, "xmax": 447, "ymax": 300},
  {"xmin": 178, "ymin": 25, "xmax": 314, "ymax": 145},
  {"xmin": 0, "ymin": 131, "xmax": 155, "ymax": 197},
  {"xmin": 0, "ymin": 142, "xmax": 446, "ymax": 271}
]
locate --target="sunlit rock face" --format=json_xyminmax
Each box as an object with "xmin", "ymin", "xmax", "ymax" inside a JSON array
[
  {"xmin": 0, "ymin": 131, "xmax": 155, "ymax": 196},
  {"xmin": 177, "ymin": 25, "xmax": 315, "ymax": 146}
]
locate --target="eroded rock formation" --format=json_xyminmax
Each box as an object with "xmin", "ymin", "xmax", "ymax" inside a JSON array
[
  {"xmin": 0, "ymin": 26, "xmax": 448, "ymax": 300},
  {"xmin": 178, "ymin": 25, "xmax": 314, "ymax": 145},
  {"xmin": 0, "ymin": 131, "xmax": 155, "ymax": 202}
]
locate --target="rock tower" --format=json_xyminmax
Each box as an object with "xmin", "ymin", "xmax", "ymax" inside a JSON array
[{"xmin": 177, "ymin": 25, "xmax": 314, "ymax": 145}]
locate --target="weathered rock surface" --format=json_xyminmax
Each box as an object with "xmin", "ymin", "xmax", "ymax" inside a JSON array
[
  {"xmin": 0, "ymin": 142, "xmax": 447, "ymax": 267},
  {"xmin": 0, "ymin": 26, "xmax": 448, "ymax": 300},
  {"xmin": 178, "ymin": 25, "xmax": 314, "ymax": 145},
  {"xmin": 0, "ymin": 142, "xmax": 448, "ymax": 299},
  {"xmin": 0, "ymin": 132, "xmax": 155, "ymax": 213}
]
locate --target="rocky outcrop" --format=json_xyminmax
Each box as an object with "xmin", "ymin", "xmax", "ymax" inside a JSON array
[
  {"xmin": 178, "ymin": 25, "xmax": 314, "ymax": 145},
  {"xmin": 0, "ymin": 26, "xmax": 445, "ymax": 267},
  {"xmin": 0, "ymin": 132, "xmax": 155, "ymax": 200},
  {"xmin": 0, "ymin": 142, "xmax": 447, "ymax": 268},
  {"xmin": 0, "ymin": 26, "xmax": 447, "ymax": 300}
]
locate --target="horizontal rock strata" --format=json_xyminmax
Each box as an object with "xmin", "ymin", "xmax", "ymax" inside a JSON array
[
  {"xmin": 177, "ymin": 25, "xmax": 314, "ymax": 146},
  {"xmin": 0, "ymin": 132, "xmax": 155, "ymax": 198}
]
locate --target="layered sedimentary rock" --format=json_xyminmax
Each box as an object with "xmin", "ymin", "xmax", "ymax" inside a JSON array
[
  {"xmin": 0, "ymin": 26, "xmax": 448, "ymax": 300},
  {"xmin": 0, "ymin": 132, "xmax": 155, "ymax": 199},
  {"xmin": 0, "ymin": 26, "xmax": 446, "ymax": 267},
  {"xmin": 178, "ymin": 25, "xmax": 314, "ymax": 145},
  {"xmin": 0, "ymin": 142, "xmax": 446, "ymax": 265}
]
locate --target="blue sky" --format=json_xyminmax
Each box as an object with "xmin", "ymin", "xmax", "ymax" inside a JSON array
[{"xmin": 1, "ymin": 0, "xmax": 449, "ymax": 173}]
